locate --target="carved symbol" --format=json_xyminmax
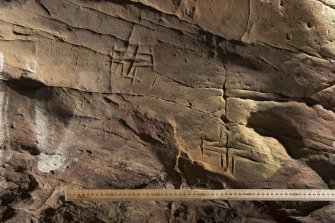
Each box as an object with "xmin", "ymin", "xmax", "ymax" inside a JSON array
[
  {"xmin": 110, "ymin": 45, "xmax": 154, "ymax": 86},
  {"xmin": 201, "ymin": 137, "xmax": 227, "ymax": 170}
]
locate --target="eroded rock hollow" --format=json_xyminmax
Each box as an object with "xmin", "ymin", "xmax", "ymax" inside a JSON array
[{"xmin": 0, "ymin": 0, "xmax": 334, "ymax": 222}]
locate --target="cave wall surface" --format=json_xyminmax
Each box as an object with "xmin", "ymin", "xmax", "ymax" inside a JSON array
[{"xmin": 0, "ymin": 0, "xmax": 334, "ymax": 222}]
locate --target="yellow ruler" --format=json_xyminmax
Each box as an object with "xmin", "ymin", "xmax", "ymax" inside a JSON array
[{"xmin": 65, "ymin": 189, "xmax": 335, "ymax": 201}]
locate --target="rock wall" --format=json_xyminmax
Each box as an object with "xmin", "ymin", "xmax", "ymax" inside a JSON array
[{"xmin": 0, "ymin": 0, "xmax": 334, "ymax": 222}]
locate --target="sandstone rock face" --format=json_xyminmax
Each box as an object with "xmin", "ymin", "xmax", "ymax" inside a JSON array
[{"xmin": 0, "ymin": 0, "xmax": 334, "ymax": 222}]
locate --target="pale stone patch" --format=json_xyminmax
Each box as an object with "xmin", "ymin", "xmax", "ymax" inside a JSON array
[
  {"xmin": 37, "ymin": 134, "xmax": 70, "ymax": 173},
  {"xmin": 0, "ymin": 92, "xmax": 5, "ymax": 148},
  {"xmin": 37, "ymin": 135, "xmax": 69, "ymax": 173},
  {"xmin": 0, "ymin": 52, "xmax": 3, "ymax": 72},
  {"xmin": 0, "ymin": 91, "xmax": 13, "ymax": 164},
  {"xmin": 35, "ymin": 101, "xmax": 70, "ymax": 173},
  {"xmin": 25, "ymin": 58, "xmax": 39, "ymax": 73},
  {"xmin": 37, "ymin": 153, "xmax": 66, "ymax": 173},
  {"xmin": 34, "ymin": 104, "xmax": 49, "ymax": 151}
]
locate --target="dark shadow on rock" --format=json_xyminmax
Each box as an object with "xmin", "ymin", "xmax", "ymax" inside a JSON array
[
  {"xmin": 3, "ymin": 78, "xmax": 73, "ymax": 119},
  {"xmin": 246, "ymin": 110, "xmax": 305, "ymax": 159},
  {"xmin": 119, "ymin": 112, "xmax": 183, "ymax": 188},
  {"xmin": 246, "ymin": 109, "xmax": 335, "ymax": 189},
  {"xmin": 245, "ymin": 109, "xmax": 332, "ymax": 221},
  {"xmin": 177, "ymin": 152, "xmax": 228, "ymax": 189},
  {"xmin": 5, "ymin": 76, "xmax": 47, "ymax": 90},
  {"xmin": 306, "ymin": 158, "xmax": 335, "ymax": 189}
]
